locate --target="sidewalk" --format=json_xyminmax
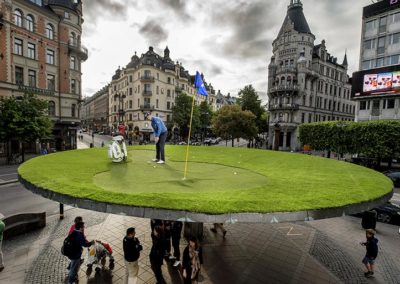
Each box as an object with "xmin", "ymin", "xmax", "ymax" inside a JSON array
[{"xmin": 1, "ymin": 208, "xmax": 399, "ymax": 284}]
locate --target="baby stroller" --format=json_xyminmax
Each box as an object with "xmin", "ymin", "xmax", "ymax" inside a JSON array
[{"xmin": 87, "ymin": 241, "xmax": 114, "ymax": 272}]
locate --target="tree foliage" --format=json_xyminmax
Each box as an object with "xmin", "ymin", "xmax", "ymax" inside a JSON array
[
  {"xmin": 299, "ymin": 121, "xmax": 400, "ymax": 159},
  {"xmin": 0, "ymin": 94, "xmax": 53, "ymax": 143},
  {"xmin": 237, "ymin": 85, "xmax": 267, "ymax": 133},
  {"xmin": 171, "ymin": 93, "xmax": 200, "ymax": 138},
  {"xmin": 198, "ymin": 100, "xmax": 214, "ymax": 137},
  {"xmin": 212, "ymin": 105, "xmax": 257, "ymax": 144}
]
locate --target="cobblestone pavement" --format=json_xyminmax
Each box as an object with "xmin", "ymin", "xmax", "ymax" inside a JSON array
[{"xmin": 1, "ymin": 208, "xmax": 400, "ymax": 284}]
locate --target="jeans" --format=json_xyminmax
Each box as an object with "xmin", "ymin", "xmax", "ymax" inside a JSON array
[
  {"xmin": 124, "ymin": 260, "xmax": 139, "ymax": 284},
  {"xmin": 156, "ymin": 132, "xmax": 167, "ymax": 161},
  {"xmin": 68, "ymin": 258, "xmax": 81, "ymax": 284},
  {"xmin": 0, "ymin": 240, "xmax": 4, "ymax": 268}
]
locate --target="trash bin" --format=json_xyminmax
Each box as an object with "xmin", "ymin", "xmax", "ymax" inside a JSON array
[{"xmin": 362, "ymin": 210, "xmax": 377, "ymax": 230}]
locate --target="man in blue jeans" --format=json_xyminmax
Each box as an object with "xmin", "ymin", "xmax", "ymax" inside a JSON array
[
  {"xmin": 68, "ymin": 222, "xmax": 94, "ymax": 284},
  {"xmin": 146, "ymin": 113, "xmax": 168, "ymax": 164}
]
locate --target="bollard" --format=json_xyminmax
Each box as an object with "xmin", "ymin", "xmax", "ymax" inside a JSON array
[{"xmin": 59, "ymin": 203, "xmax": 64, "ymax": 220}]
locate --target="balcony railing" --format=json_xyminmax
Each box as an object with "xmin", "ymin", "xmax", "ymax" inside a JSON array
[
  {"xmin": 142, "ymin": 91, "xmax": 153, "ymax": 96},
  {"xmin": 140, "ymin": 104, "xmax": 155, "ymax": 111},
  {"xmin": 68, "ymin": 39, "xmax": 88, "ymax": 61},
  {"xmin": 269, "ymin": 103, "xmax": 299, "ymax": 111},
  {"xmin": 269, "ymin": 84, "xmax": 299, "ymax": 93},
  {"xmin": 140, "ymin": 75, "xmax": 155, "ymax": 82},
  {"xmin": 276, "ymin": 66, "xmax": 297, "ymax": 75}
]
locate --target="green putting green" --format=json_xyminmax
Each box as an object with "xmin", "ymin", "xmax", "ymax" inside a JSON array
[{"xmin": 18, "ymin": 146, "xmax": 393, "ymax": 214}]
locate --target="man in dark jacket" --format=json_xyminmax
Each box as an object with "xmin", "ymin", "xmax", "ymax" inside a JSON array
[
  {"xmin": 361, "ymin": 228, "xmax": 378, "ymax": 278},
  {"xmin": 170, "ymin": 221, "xmax": 183, "ymax": 267},
  {"xmin": 68, "ymin": 222, "xmax": 94, "ymax": 284},
  {"xmin": 150, "ymin": 225, "xmax": 166, "ymax": 284},
  {"xmin": 123, "ymin": 227, "xmax": 143, "ymax": 284}
]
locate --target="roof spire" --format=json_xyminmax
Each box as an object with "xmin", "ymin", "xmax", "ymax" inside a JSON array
[
  {"xmin": 288, "ymin": 0, "xmax": 302, "ymax": 9},
  {"xmin": 342, "ymin": 49, "xmax": 348, "ymax": 68}
]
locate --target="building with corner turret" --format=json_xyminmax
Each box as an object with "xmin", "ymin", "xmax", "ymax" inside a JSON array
[
  {"xmin": 107, "ymin": 46, "xmax": 218, "ymax": 141},
  {"xmin": 0, "ymin": 0, "xmax": 87, "ymax": 152},
  {"xmin": 267, "ymin": 0, "xmax": 355, "ymax": 151}
]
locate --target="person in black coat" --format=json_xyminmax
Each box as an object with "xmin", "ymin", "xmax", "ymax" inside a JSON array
[
  {"xmin": 149, "ymin": 225, "xmax": 166, "ymax": 284},
  {"xmin": 170, "ymin": 221, "xmax": 183, "ymax": 267},
  {"xmin": 182, "ymin": 236, "xmax": 203, "ymax": 284}
]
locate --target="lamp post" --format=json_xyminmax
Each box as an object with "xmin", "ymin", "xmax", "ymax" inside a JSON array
[{"xmin": 115, "ymin": 93, "xmax": 126, "ymax": 137}]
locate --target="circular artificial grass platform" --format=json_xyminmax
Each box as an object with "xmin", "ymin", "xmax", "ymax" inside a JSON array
[{"xmin": 18, "ymin": 146, "xmax": 393, "ymax": 223}]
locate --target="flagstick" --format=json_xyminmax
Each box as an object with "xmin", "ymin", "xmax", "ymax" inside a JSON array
[{"xmin": 183, "ymin": 95, "xmax": 196, "ymax": 180}]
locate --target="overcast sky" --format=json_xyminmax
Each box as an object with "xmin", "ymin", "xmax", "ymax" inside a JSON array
[{"xmin": 81, "ymin": 0, "xmax": 373, "ymax": 100}]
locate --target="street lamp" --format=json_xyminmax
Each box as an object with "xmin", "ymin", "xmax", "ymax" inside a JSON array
[{"xmin": 115, "ymin": 93, "xmax": 126, "ymax": 137}]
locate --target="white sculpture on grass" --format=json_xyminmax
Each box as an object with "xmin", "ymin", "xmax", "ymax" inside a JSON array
[{"xmin": 108, "ymin": 135, "xmax": 128, "ymax": 163}]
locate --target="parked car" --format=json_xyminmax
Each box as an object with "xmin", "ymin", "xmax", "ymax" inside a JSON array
[
  {"xmin": 354, "ymin": 202, "xmax": 400, "ymax": 225},
  {"xmin": 384, "ymin": 171, "xmax": 400, "ymax": 187},
  {"xmin": 178, "ymin": 141, "xmax": 187, "ymax": 145},
  {"xmin": 203, "ymin": 138, "xmax": 213, "ymax": 146}
]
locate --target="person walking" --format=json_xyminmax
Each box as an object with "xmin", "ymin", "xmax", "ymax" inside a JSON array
[
  {"xmin": 123, "ymin": 227, "xmax": 143, "ymax": 284},
  {"xmin": 182, "ymin": 236, "xmax": 203, "ymax": 284},
  {"xmin": 149, "ymin": 225, "xmax": 166, "ymax": 284},
  {"xmin": 67, "ymin": 216, "xmax": 86, "ymax": 269},
  {"xmin": 210, "ymin": 223, "xmax": 227, "ymax": 238},
  {"xmin": 0, "ymin": 218, "xmax": 5, "ymax": 272},
  {"xmin": 360, "ymin": 228, "xmax": 378, "ymax": 278},
  {"xmin": 145, "ymin": 113, "xmax": 167, "ymax": 164},
  {"xmin": 67, "ymin": 221, "xmax": 94, "ymax": 284},
  {"xmin": 170, "ymin": 221, "xmax": 183, "ymax": 267}
]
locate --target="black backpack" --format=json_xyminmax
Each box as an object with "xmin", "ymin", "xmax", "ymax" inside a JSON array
[{"xmin": 61, "ymin": 233, "xmax": 78, "ymax": 258}]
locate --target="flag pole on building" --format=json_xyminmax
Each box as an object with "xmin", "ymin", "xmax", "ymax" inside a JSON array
[{"xmin": 183, "ymin": 71, "xmax": 208, "ymax": 180}]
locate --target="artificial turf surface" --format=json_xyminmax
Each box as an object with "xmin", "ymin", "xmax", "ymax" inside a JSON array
[{"xmin": 18, "ymin": 146, "xmax": 393, "ymax": 214}]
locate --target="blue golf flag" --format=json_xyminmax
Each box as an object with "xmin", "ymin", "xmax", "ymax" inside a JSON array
[{"xmin": 194, "ymin": 71, "xmax": 208, "ymax": 96}]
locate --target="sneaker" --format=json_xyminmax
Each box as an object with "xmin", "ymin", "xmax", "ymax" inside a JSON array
[
  {"xmin": 367, "ymin": 271, "xmax": 374, "ymax": 278},
  {"xmin": 169, "ymin": 255, "xmax": 176, "ymax": 260},
  {"xmin": 152, "ymin": 158, "xmax": 158, "ymax": 162},
  {"xmin": 156, "ymin": 160, "xmax": 165, "ymax": 164},
  {"xmin": 173, "ymin": 260, "xmax": 180, "ymax": 267},
  {"xmin": 210, "ymin": 228, "xmax": 217, "ymax": 233}
]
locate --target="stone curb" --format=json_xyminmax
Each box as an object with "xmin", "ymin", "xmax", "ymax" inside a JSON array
[
  {"xmin": 0, "ymin": 179, "xmax": 18, "ymax": 186},
  {"xmin": 19, "ymin": 174, "xmax": 394, "ymax": 224}
]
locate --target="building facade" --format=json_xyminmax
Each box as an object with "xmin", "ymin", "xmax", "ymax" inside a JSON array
[
  {"xmin": 81, "ymin": 85, "xmax": 109, "ymax": 133},
  {"xmin": 107, "ymin": 46, "xmax": 217, "ymax": 141},
  {"xmin": 352, "ymin": 0, "xmax": 400, "ymax": 121},
  {"xmin": 267, "ymin": 0, "xmax": 355, "ymax": 151},
  {"xmin": 0, "ymin": 0, "xmax": 87, "ymax": 151}
]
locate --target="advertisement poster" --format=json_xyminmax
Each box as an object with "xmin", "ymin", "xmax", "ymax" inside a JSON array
[
  {"xmin": 392, "ymin": 71, "xmax": 400, "ymax": 88},
  {"xmin": 376, "ymin": 72, "xmax": 392, "ymax": 90},
  {"xmin": 363, "ymin": 74, "xmax": 378, "ymax": 92}
]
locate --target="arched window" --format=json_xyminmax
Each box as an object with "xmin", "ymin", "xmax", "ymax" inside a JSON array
[
  {"xmin": 26, "ymin": 14, "xmax": 34, "ymax": 31},
  {"xmin": 14, "ymin": 10, "xmax": 23, "ymax": 27},
  {"xmin": 46, "ymin": 24, "xmax": 54, "ymax": 40},
  {"xmin": 48, "ymin": 101, "xmax": 56, "ymax": 116}
]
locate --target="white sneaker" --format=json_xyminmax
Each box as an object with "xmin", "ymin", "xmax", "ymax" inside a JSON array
[
  {"xmin": 152, "ymin": 158, "xmax": 158, "ymax": 162},
  {"xmin": 173, "ymin": 260, "xmax": 180, "ymax": 267},
  {"xmin": 156, "ymin": 160, "xmax": 165, "ymax": 164},
  {"xmin": 169, "ymin": 255, "xmax": 176, "ymax": 260}
]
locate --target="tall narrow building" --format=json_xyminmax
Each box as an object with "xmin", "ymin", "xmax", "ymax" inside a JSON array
[
  {"xmin": 0, "ymin": 0, "xmax": 87, "ymax": 151},
  {"xmin": 352, "ymin": 0, "xmax": 400, "ymax": 121},
  {"xmin": 267, "ymin": 0, "xmax": 355, "ymax": 151}
]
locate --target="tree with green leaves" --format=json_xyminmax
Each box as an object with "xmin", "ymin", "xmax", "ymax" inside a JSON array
[
  {"xmin": 237, "ymin": 85, "xmax": 267, "ymax": 133},
  {"xmin": 198, "ymin": 100, "xmax": 214, "ymax": 140},
  {"xmin": 212, "ymin": 105, "xmax": 257, "ymax": 147},
  {"xmin": 0, "ymin": 94, "xmax": 53, "ymax": 162},
  {"xmin": 171, "ymin": 93, "xmax": 200, "ymax": 139}
]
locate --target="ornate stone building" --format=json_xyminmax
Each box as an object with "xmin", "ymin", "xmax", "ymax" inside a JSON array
[
  {"xmin": 0, "ymin": 0, "xmax": 87, "ymax": 151},
  {"xmin": 81, "ymin": 85, "xmax": 109, "ymax": 133},
  {"xmin": 267, "ymin": 0, "xmax": 355, "ymax": 151},
  {"xmin": 108, "ymin": 46, "xmax": 217, "ymax": 141}
]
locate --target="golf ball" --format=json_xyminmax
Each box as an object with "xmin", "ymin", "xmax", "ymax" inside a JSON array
[
  {"xmin": 153, "ymin": 166, "xmax": 156, "ymax": 168},
  {"xmin": 234, "ymin": 172, "xmax": 237, "ymax": 175}
]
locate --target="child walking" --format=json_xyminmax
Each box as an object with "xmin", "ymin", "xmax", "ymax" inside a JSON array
[{"xmin": 361, "ymin": 229, "xmax": 378, "ymax": 278}]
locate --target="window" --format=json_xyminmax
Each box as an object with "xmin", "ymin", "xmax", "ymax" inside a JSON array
[
  {"xmin": 69, "ymin": 32, "xmax": 76, "ymax": 45},
  {"xmin": 71, "ymin": 79, "xmax": 76, "ymax": 94},
  {"xmin": 129, "ymin": 88, "xmax": 132, "ymax": 96},
  {"xmin": 46, "ymin": 24, "xmax": 54, "ymax": 40},
  {"xmin": 70, "ymin": 56, "xmax": 76, "ymax": 70},
  {"xmin": 377, "ymin": 57, "xmax": 384, "ymax": 67},
  {"xmin": 46, "ymin": 49, "xmax": 55, "ymax": 65},
  {"xmin": 28, "ymin": 70, "xmax": 36, "ymax": 87},
  {"xmin": 167, "ymin": 90, "xmax": 171, "ymax": 97},
  {"xmin": 167, "ymin": 77, "xmax": 171, "ymax": 84},
  {"xmin": 14, "ymin": 10, "xmax": 23, "ymax": 27},
  {"xmin": 391, "ymin": 12, "xmax": 400, "ymax": 23},
  {"xmin": 390, "ymin": 54, "xmax": 400, "ymax": 65},
  {"xmin": 129, "ymin": 75, "xmax": 132, "ymax": 83},
  {"xmin": 387, "ymin": 99, "xmax": 395, "ymax": 109},
  {"xmin": 14, "ymin": 38, "xmax": 23, "ymax": 55},
  {"xmin": 377, "ymin": 37, "xmax": 386, "ymax": 54},
  {"xmin": 167, "ymin": 101, "xmax": 171, "ymax": 110},
  {"xmin": 129, "ymin": 100, "xmax": 132, "ymax": 108},
  {"xmin": 379, "ymin": 16, "xmax": 387, "ymax": 33},
  {"xmin": 48, "ymin": 101, "xmax": 55, "ymax": 116},
  {"xmin": 64, "ymin": 12, "xmax": 70, "ymax": 19},
  {"xmin": 301, "ymin": 113, "xmax": 305, "ymax": 123},
  {"xmin": 27, "ymin": 43, "xmax": 35, "ymax": 59},
  {"xmin": 26, "ymin": 15, "xmax": 34, "ymax": 32},
  {"xmin": 47, "ymin": 74, "xmax": 55, "ymax": 91},
  {"xmin": 71, "ymin": 104, "xmax": 76, "ymax": 117},
  {"xmin": 15, "ymin": 66, "xmax": 23, "ymax": 85},
  {"xmin": 156, "ymin": 86, "xmax": 159, "ymax": 94},
  {"xmin": 390, "ymin": 33, "xmax": 400, "ymax": 44},
  {"xmin": 156, "ymin": 99, "xmax": 159, "ymax": 108},
  {"xmin": 364, "ymin": 39, "xmax": 376, "ymax": 50}
]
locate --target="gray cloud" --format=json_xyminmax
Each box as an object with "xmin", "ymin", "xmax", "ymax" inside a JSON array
[
  {"xmin": 138, "ymin": 19, "xmax": 169, "ymax": 46},
  {"xmin": 157, "ymin": 0, "xmax": 192, "ymax": 21}
]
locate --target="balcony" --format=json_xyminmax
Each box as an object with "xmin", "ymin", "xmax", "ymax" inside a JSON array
[
  {"xmin": 142, "ymin": 90, "xmax": 153, "ymax": 96},
  {"xmin": 68, "ymin": 39, "xmax": 88, "ymax": 61},
  {"xmin": 276, "ymin": 66, "xmax": 297, "ymax": 75},
  {"xmin": 269, "ymin": 84, "xmax": 300, "ymax": 93},
  {"xmin": 269, "ymin": 103, "xmax": 300, "ymax": 111},
  {"xmin": 140, "ymin": 75, "xmax": 155, "ymax": 82},
  {"xmin": 140, "ymin": 104, "xmax": 155, "ymax": 111}
]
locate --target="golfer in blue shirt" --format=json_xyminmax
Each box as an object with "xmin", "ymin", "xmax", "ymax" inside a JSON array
[{"xmin": 146, "ymin": 113, "xmax": 168, "ymax": 164}]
